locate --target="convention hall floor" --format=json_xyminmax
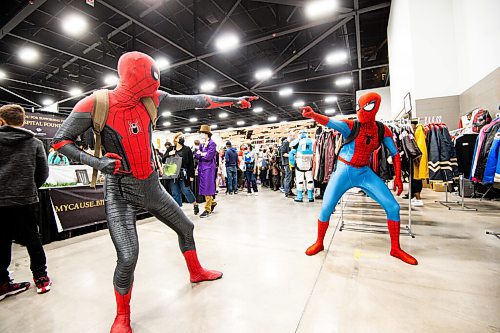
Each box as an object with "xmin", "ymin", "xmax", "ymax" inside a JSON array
[{"xmin": 1, "ymin": 186, "xmax": 499, "ymax": 333}]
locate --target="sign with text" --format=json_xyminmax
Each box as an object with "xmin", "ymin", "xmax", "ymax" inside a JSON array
[
  {"xmin": 24, "ymin": 112, "xmax": 65, "ymax": 139},
  {"xmin": 50, "ymin": 186, "xmax": 106, "ymax": 231}
]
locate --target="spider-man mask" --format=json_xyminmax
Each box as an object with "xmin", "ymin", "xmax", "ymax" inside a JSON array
[
  {"xmin": 356, "ymin": 92, "xmax": 381, "ymax": 123},
  {"xmin": 115, "ymin": 51, "xmax": 160, "ymax": 101}
]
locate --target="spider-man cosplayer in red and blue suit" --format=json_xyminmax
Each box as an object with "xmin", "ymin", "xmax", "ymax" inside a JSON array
[
  {"xmin": 301, "ymin": 92, "xmax": 418, "ymax": 265},
  {"xmin": 52, "ymin": 51, "xmax": 257, "ymax": 333}
]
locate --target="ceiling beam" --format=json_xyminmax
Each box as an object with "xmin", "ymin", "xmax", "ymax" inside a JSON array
[
  {"xmin": 250, "ymin": 0, "xmax": 353, "ymax": 13},
  {"xmin": 0, "ymin": 85, "xmax": 42, "ymax": 107},
  {"xmin": 0, "ymin": 0, "xmax": 48, "ymax": 40},
  {"xmin": 354, "ymin": 0, "xmax": 362, "ymax": 90},
  {"xmin": 251, "ymin": 17, "xmax": 352, "ymax": 89},
  {"xmin": 204, "ymin": 0, "xmax": 242, "ymax": 48}
]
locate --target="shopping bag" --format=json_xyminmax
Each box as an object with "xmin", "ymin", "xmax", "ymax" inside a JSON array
[{"xmin": 163, "ymin": 156, "xmax": 182, "ymax": 179}]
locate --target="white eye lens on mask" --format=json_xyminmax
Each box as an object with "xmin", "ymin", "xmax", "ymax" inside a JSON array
[
  {"xmin": 356, "ymin": 104, "xmax": 360, "ymax": 111},
  {"xmin": 363, "ymin": 101, "xmax": 376, "ymax": 111}
]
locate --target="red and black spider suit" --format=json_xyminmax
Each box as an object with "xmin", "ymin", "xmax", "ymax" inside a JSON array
[
  {"xmin": 52, "ymin": 51, "xmax": 256, "ymax": 333},
  {"xmin": 301, "ymin": 92, "xmax": 418, "ymax": 265}
]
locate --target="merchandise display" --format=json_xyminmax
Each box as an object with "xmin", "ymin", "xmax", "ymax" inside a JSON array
[{"xmin": 0, "ymin": 1, "xmax": 499, "ymax": 333}]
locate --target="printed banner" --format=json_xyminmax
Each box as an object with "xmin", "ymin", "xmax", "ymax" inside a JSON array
[
  {"xmin": 50, "ymin": 186, "xmax": 106, "ymax": 231},
  {"xmin": 24, "ymin": 112, "xmax": 65, "ymax": 139}
]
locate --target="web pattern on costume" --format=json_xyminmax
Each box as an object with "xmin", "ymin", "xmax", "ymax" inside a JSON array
[{"xmin": 346, "ymin": 124, "xmax": 390, "ymax": 167}]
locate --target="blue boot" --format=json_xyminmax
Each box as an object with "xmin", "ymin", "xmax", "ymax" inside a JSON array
[
  {"xmin": 307, "ymin": 189, "xmax": 314, "ymax": 202},
  {"xmin": 295, "ymin": 190, "xmax": 303, "ymax": 202}
]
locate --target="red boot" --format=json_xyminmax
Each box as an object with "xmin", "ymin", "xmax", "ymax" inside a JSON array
[
  {"xmin": 183, "ymin": 250, "xmax": 223, "ymax": 283},
  {"xmin": 387, "ymin": 220, "xmax": 418, "ymax": 265},
  {"xmin": 305, "ymin": 220, "xmax": 329, "ymax": 256},
  {"xmin": 110, "ymin": 287, "xmax": 132, "ymax": 333}
]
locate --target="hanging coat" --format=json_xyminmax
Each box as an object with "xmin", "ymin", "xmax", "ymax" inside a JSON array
[
  {"xmin": 483, "ymin": 131, "xmax": 500, "ymax": 184},
  {"xmin": 428, "ymin": 126, "xmax": 442, "ymax": 180},
  {"xmin": 413, "ymin": 124, "xmax": 429, "ymax": 179},
  {"xmin": 196, "ymin": 139, "xmax": 217, "ymax": 196}
]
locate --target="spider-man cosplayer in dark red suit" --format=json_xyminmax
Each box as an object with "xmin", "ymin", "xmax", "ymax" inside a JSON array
[
  {"xmin": 301, "ymin": 92, "xmax": 417, "ymax": 265},
  {"xmin": 52, "ymin": 51, "xmax": 258, "ymax": 333}
]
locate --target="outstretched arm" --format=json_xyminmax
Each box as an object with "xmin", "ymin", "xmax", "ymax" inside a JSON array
[
  {"xmin": 382, "ymin": 126, "xmax": 403, "ymax": 195},
  {"xmin": 157, "ymin": 91, "xmax": 258, "ymax": 112},
  {"xmin": 301, "ymin": 106, "xmax": 352, "ymax": 137},
  {"xmin": 52, "ymin": 95, "xmax": 122, "ymax": 175}
]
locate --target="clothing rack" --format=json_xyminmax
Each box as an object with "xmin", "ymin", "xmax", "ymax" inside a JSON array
[{"xmin": 436, "ymin": 175, "xmax": 477, "ymax": 211}]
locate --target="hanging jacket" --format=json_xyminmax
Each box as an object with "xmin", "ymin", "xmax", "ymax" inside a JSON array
[
  {"xmin": 483, "ymin": 131, "xmax": 500, "ymax": 184},
  {"xmin": 413, "ymin": 124, "xmax": 429, "ymax": 179},
  {"xmin": 473, "ymin": 121, "xmax": 500, "ymax": 182},
  {"xmin": 439, "ymin": 125, "xmax": 459, "ymax": 181},
  {"xmin": 323, "ymin": 132, "xmax": 337, "ymax": 183},
  {"xmin": 428, "ymin": 126, "xmax": 442, "ymax": 180}
]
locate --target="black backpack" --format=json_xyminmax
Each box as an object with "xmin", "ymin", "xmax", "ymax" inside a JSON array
[{"xmin": 339, "ymin": 120, "xmax": 386, "ymax": 150}]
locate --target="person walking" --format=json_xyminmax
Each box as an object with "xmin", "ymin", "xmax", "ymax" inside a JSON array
[
  {"xmin": 244, "ymin": 144, "xmax": 258, "ymax": 195},
  {"xmin": 195, "ymin": 125, "xmax": 218, "ymax": 218},
  {"xmin": 0, "ymin": 104, "xmax": 52, "ymax": 300},
  {"xmin": 164, "ymin": 132, "xmax": 200, "ymax": 215},
  {"xmin": 280, "ymin": 136, "xmax": 294, "ymax": 198},
  {"xmin": 225, "ymin": 141, "xmax": 238, "ymax": 195}
]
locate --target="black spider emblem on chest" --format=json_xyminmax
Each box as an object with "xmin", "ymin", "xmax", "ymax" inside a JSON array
[{"xmin": 128, "ymin": 120, "xmax": 141, "ymax": 135}]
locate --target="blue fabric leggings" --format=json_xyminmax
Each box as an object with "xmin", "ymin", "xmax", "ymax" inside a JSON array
[{"xmin": 319, "ymin": 161, "xmax": 400, "ymax": 222}]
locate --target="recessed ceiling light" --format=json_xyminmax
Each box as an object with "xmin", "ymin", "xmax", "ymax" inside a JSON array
[
  {"xmin": 279, "ymin": 88, "xmax": 293, "ymax": 96},
  {"xmin": 253, "ymin": 107, "xmax": 263, "ymax": 113},
  {"xmin": 69, "ymin": 87, "xmax": 82, "ymax": 96},
  {"xmin": 163, "ymin": 121, "xmax": 171, "ymax": 126},
  {"xmin": 61, "ymin": 13, "xmax": 88, "ymax": 37},
  {"xmin": 184, "ymin": 127, "xmax": 191, "ymax": 132},
  {"xmin": 325, "ymin": 108, "xmax": 336, "ymax": 115},
  {"xmin": 189, "ymin": 117, "xmax": 198, "ymax": 123},
  {"xmin": 293, "ymin": 100, "xmax": 305, "ymax": 107},
  {"xmin": 255, "ymin": 68, "xmax": 273, "ymax": 81},
  {"xmin": 219, "ymin": 112, "xmax": 228, "ymax": 119},
  {"xmin": 0, "ymin": 71, "xmax": 6, "ymax": 79},
  {"xmin": 42, "ymin": 98, "xmax": 54, "ymax": 106},
  {"xmin": 162, "ymin": 111, "xmax": 171, "ymax": 117},
  {"xmin": 155, "ymin": 57, "xmax": 170, "ymax": 70},
  {"xmin": 335, "ymin": 77, "xmax": 352, "ymax": 86},
  {"xmin": 104, "ymin": 74, "xmax": 118, "ymax": 86},
  {"xmin": 210, "ymin": 124, "xmax": 218, "ymax": 129},
  {"xmin": 305, "ymin": 0, "xmax": 337, "ymax": 19},
  {"xmin": 18, "ymin": 47, "xmax": 39, "ymax": 64},
  {"xmin": 268, "ymin": 116, "xmax": 277, "ymax": 122},
  {"xmin": 325, "ymin": 96, "xmax": 338, "ymax": 103},
  {"xmin": 200, "ymin": 81, "xmax": 216, "ymax": 92},
  {"xmin": 215, "ymin": 33, "xmax": 239, "ymax": 52},
  {"xmin": 326, "ymin": 51, "xmax": 348, "ymax": 65},
  {"xmin": 236, "ymin": 120, "xmax": 245, "ymax": 126}
]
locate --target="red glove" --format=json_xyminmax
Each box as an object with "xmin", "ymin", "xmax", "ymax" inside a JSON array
[
  {"xmin": 104, "ymin": 153, "xmax": 123, "ymax": 175},
  {"xmin": 301, "ymin": 106, "xmax": 329, "ymax": 126},
  {"xmin": 235, "ymin": 96, "xmax": 259, "ymax": 109},
  {"xmin": 392, "ymin": 153, "xmax": 403, "ymax": 196}
]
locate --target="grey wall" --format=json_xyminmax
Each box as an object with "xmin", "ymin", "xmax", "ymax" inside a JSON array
[
  {"xmin": 415, "ymin": 96, "xmax": 460, "ymax": 130},
  {"xmin": 459, "ymin": 67, "xmax": 500, "ymax": 116}
]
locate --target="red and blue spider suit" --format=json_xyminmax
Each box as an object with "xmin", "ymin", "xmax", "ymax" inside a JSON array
[
  {"xmin": 301, "ymin": 92, "xmax": 418, "ymax": 265},
  {"xmin": 52, "ymin": 51, "xmax": 257, "ymax": 333}
]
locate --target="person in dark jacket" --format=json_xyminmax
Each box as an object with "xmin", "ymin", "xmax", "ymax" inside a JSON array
[
  {"xmin": 0, "ymin": 104, "xmax": 51, "ymax": 301},
  {"xmin": 224, "ymin": 141, "xmax": 238, "ymax": 195}
]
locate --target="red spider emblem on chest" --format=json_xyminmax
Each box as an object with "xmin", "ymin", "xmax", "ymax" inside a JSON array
[{"xmin": 128, "ymin": 120, "xmax": 141, "ymax": 135}]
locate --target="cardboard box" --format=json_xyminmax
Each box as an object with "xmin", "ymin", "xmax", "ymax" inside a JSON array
[{"xmin": 431, "ymin": 181, "xmax": 450, "ymax": 192}]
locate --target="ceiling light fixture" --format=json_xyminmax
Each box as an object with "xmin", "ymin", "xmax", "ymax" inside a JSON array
[
  {"xmin": 335, "ymin": 77, "xmax": 352, "ymax": 86},
  {"xmin": 268, "ymin": 116, "xmax": 277, "ymax": 122},
  {"xmin": 18, "ymin": 47, "xmax": 39, "ymax": 64},
  {"xmin": 0, "ymin": 71, "xmax": 6, "ymax": 79},
  {"xmin": 279, "ymin": 88, "xmax": 293, "ymax": 96},
  {"xmin": 253, "ymin": 107, "xmax": 263, "ymax": 113},
  {"xmin": 325, "ymin": 51, "xmax": 348, "ymax": 64},
  {"xmin": 325, "ymin": 108, "xmax": 336, "ymax": 115},
  {"xmin": 215, "ymin": 33, "xmax": 240, "ymax": 52},
  {"xmin": 293, "ymin": 100, "xmax": 305, "ymax": 107},
  {"xmin": 189, "ymin": 117, "xmax": 198, "ymax": 123},
  {"xmin": 42, "ymin": 98, "xmax": 54, "ymax": 106},
  {"xmin": 305, "ymin": 0, "xmax": 337, "ymax": 19},
  {"xmin": 69, "ymin": 87, "xmax": 82, "ymax": 96},
  {"xmin": 236, "ymin": 120, "xmax": 245, "ymax": 126},
  {"xmin": 255, "ymin": 68, "xmax": 273, "ymax": 81},
  {"xmin": 104, "ymin": 74, "xmax": 118, "ymax": 86},
  {"xmin": 324, "ymin": 96, "xmax": 338, "ymax": 103},
  {"xmin": 155, "ymin": 57, "xmax": 170, "ymax": 70},
  {"xmin": 163, "ymin": 121, "xmax": 171, "ymax": 126},
  {"xmin": 162, "ymin": 111, "xmax": 171, "ymax": 117},
  {"xmin": 184, "ymin": 127, "xmax": 192, "ymax": 132},
  {"xmin": 210, "ymin": 124, "xmax": 218, "ymax": 129},
  {"xmin": 219, "ymin": 112, "xmax": 228, "ymax": 119},
  {"xmin": 200, "ymin": 81, "xmax": 216, "ymax": 92},
  {"xmin": 61, "ymin": 13, "xmax": 88, "ymax": 37}
]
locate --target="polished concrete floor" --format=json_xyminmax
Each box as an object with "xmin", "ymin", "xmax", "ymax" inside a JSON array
[{"xmin": 1, "ymin": 186, "xmax": 499, "ymax": 333}]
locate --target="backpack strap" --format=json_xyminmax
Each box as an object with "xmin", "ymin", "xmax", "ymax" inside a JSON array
[
  {"xmin": 340, "ymin": 120, "xmax": 360, "ymax": 148},
  {"xmin": 376, "ymin": 121, "xmax": 385, "ymax": 147},
  {"xmin": 141, "ymin": 97, "xmax": 158, "ymax": 129},
  {"xmin": 90, "ymin": 89, "xmax": 109, "ymax": 188}
]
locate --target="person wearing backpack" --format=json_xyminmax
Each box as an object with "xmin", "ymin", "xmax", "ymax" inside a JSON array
[
  {"xmin": 301, "ymin": 92, "xmax": 418, "ymax": 266},
  {"xmin": 0, "ymin": 104, "xmax": 52, "ymax": 301},
  {"xmin": 52, "ymin": 51, "xmax": 258, "ymax": 333}
]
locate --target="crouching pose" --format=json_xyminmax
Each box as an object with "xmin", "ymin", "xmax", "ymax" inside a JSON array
[
  {"xmin": 301, "ymin": 92, "xmax": 417, "ymax": 265},
  {"xmin": 53, "ymin": 51, "xmax": 257, "ymax": 332}
]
